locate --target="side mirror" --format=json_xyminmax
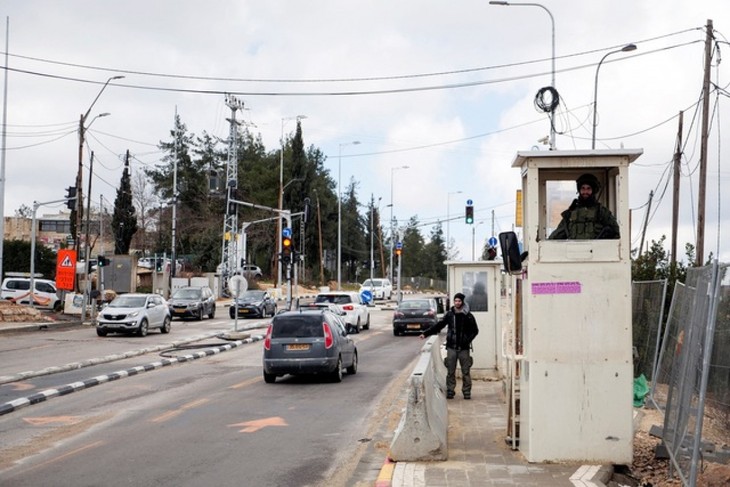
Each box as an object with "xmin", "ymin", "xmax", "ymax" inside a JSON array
[{"xmin": 499, "ymin": 231, "xmax": 524, "ymax": 274}]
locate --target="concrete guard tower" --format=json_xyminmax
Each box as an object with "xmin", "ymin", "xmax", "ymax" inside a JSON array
[{"xmin": 508, "ymin": 149, "xmax": 642, "ymax": 463}]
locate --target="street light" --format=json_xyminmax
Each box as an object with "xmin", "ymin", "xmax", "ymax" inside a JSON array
[
  {"xmin": 446, "ymin": 190, "xmax": 462, "ymax": 259},
  {"xmin": 389, "ymin": 165, "xmax": 409, "ymax": 284},
  {"xmin": 277, "ymin": 114, "xmax": 307, "ymax": 290},
  {"xmin": 592, "ymin": 43, "xmax": 637, "ymax": 149},
  {"xmin": 74, "ymin": 75, "xmax": 124, "ymax": 252},
  {"xmin": 370, "ymin": 195, "xmax": 382, "ymax": 284},
  {"xmin": 337, "ymin": 140, "xmax": 360, "ymax": 290},
  {"xmin": 489, "ymin": 1, "xmax": 556, "ymax": 149}
]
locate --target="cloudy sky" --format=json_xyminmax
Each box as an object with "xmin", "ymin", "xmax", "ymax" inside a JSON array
[{"xmin": 1, "ymin": 1, "xmax": 728, "ymax": 264}]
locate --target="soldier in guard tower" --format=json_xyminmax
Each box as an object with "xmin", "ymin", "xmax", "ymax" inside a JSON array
[{"xmin": 548, "ymin": 173, "xmax": 620, "ymax": 240}]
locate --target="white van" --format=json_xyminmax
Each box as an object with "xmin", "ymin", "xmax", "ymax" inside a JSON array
[{"xmin": 1, "ymin": 277, "xmax": 61, "ymax": 310}]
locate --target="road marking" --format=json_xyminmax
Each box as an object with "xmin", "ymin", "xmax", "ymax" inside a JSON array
[
  {"xmin": 23, "ymin": 416, "xmax": 82, "ymax": 426},
  {"xmin": 228, "ymin": 376, "xmax": 261, "ymax": 389},
  {"xmin": 570, "ymin": 464, "xmax": 603, "ymax": 486},
  {"xmin": 228, "ymin": 416, "xmax": 288, "ymax": 433},
  {"xmin": 150, "ymin": 398, "xmax": 210, "ymax": 423}
]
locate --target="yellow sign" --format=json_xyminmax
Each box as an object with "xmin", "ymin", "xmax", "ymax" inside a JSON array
[{"xmin": 515, "ymin": 190, "xmax": 523, "ymax": 227}]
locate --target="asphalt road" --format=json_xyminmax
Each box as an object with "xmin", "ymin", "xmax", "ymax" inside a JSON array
[{"xmin": 0, "ymin": 304, "xmax": 421, "ymax": 487}]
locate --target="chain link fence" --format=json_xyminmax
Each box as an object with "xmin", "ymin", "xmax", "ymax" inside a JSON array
[
  {"xmin": 632, "ymin": 279, "xmax": 668, "ymax": 380},
  {"xmin": 649, "ymin": 263, "xmax": 730, "ymax": 486}
]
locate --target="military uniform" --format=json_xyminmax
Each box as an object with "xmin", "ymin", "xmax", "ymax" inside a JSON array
[{"xmin": 549, "ymin": 173, "xmax": 620, "ymax": 240}]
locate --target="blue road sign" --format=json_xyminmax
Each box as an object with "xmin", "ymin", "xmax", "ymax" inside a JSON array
[
  {"xmin": 360, "ymin": 289, "xmax": 373, "ymax": 303},
  {"xmin": 282, "ymin": 227, "xmax": 292, "ymax": 238},
  {"xmin": 396, "ymin": 241, "xmax": 403, "ymax": 250},
  {"xmin": 466, "ymin": 199, "xmax": 473, "ymax": 205},
  {"xmin": 488, "ymin": 236, "xmax": 498, "ymax": 247}
]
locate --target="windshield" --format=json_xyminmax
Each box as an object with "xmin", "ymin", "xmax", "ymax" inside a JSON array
[
  {"xmin": 362, "ymin": 279, "xmax": 382, "ymax": 287},
  {"xmin": 398, "ymin": 300, "xmax": 431, "ymax": 310},
  {"xmin": 240, "ymin": 291, "xmax": 265, "ymax": 300},
  {"xmin": 315, "ymin": 294, "xmax": 352, "ymax": 305},
  {"xmin": 110, "ymin": 296, "xmax": 147, "ymax": 308},
  {"xmin": 172, "ymin": 288, "xmax": 201, "ymax": 299}
]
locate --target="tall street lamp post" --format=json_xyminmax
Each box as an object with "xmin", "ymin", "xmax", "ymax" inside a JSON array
[
  {"xmin": 74, "ymin": 75, "xmax": 124, "ymax": 251},
  {"xmin": 489, "ymin": 1, "xmax": 555, "ymax": 149},
  {"xmin": 277, "ymin": 115, "xmax": 306, "ymax": 291},
  {"xmin": 592, "ymin": 43, "xmax": 637, "ymax": 149},
  {"xmin": 389, "ymin": 165, "xmax": 409, "ymax": 285},
  {"xmin": 337, "ymin": 140, "xmax": 360, "ymax": 290},
  {"xmin": 370, "ymin": 195, "xmax": 382, "ymax": 284}
]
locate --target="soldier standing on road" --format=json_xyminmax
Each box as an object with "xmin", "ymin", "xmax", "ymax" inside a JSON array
[{"xmin": 420, "ymin": 293, "xmax": 479, "ymax": 399}]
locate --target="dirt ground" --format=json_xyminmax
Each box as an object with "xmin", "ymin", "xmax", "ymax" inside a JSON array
[{"xmin": 629, "ymin": 407, "xmax": 730, "ymax": 486}]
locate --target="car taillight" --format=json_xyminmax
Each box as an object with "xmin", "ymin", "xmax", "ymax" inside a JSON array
[
  {"xmin": 264, "ymin": 324, "xmax": 272, "ymax": 350},
  {"xmin": 323, "ymin": 322, "xmax": 334, "ymax": 349},
  {"xmin": 342, "ymin": 304, "xmax": 354, "ymax": 311}
]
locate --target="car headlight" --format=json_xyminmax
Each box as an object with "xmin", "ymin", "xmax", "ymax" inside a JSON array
[{"xmin": 128, "ymin": 310, "xmax": 140, "ymax": 318}]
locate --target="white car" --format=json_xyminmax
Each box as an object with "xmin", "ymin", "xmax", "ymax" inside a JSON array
[
  {"xmin": 96, "ymin": 293, "xmax": 171, "ymax": 337},
  {"xmin": 359, "ymin": 278, "xmax": 393, "ymax": 301},
  {"xmin": 307, "ymin": 291, "xmax": 370, "ymax": 333},
  {"xmin": 1, "ymin": 277, "xmax": 61, "ymax": 310}
]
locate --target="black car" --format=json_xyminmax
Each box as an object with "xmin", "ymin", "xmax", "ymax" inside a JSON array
[
  {"xmin": 230, "ymin": 290, "xmax": 277, "ymax": 319},
  {"xmin": 262, "ymin": 309, "xmax": 357, "ymax": 383},
  {"xmin": 168, "ymin": 286, "xmax": 216, "ymax": 320},
  {"xmin": 392, "ymin": 298, "xmax": 440, "ymax": 336}
]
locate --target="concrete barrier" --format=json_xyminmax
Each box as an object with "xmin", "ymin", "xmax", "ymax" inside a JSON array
[{"xmin": 388, "ymin": 335, "xmax": 448, "ymax": 461}]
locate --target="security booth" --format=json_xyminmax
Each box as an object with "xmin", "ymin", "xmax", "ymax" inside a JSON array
[
  {"xmin": 445, "ymin": 260, "xmax": 503, "ymax": 379},
  {"xmin": 505, "ymin": 149, "xmax": 641, "ymax": 463}
]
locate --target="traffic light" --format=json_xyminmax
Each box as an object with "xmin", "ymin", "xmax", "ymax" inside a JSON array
[
  {"xmin": 155, "ymin": 258, "xmax": 163, "ymax": 272},
  {"xmin": 395, "ymin": 247, "xmax": 402, "ymax": 257},
  {"xmin": 97, "ymin": 255, "xmax": 109, "ymax": 267},
  {"xmin": 65, "ymin": 186, "xmax": 77, "ymax": 210},
  {"xmin": 465, "ymin": 205, "xmax": 474, "ymax": 224},
  {"xmin": 281, "ymin": 236, "xmax": 293, "ymax": 265}
]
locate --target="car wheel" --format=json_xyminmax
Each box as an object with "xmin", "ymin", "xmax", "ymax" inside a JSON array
[
  {"xmin": 160, "ymin": 316, "xmax": 171, "ymax": 334},
  {"xmin": 229, "ymin": 307, "xmax": 235, "ymax": 319},
  {"xmin": 354, "ymin": 318, "xmax": 361, "ymax": 334},
  {"xmin": 393, "ymin": 328, "xmax": 400, "ymax": 336},
  {"xmin": 263, "ymin": 372, "xmax": 276, "ymax": 384},
  {"xmin": 330, "ymin": 356, "xmax": 343, "ymax": 383},
  {"xmin": 363, "ymin": 313, "xmax": 370, "ymax": 330},
  {"xmin": 208, "ymin": 305, "xmax": 215, "ymax": 319},
  {"xmin": 96, "ymin": 328, "xmax": 107, "ymax": 337},
  {"xmin": 272, "ymin": 305, "xmax": 277, "ymax": 316},
  {"xmin": 261, "ymin": 306, "xmax": 267, "ymax": 318},
  {"xmin": 196, "ymin": 307, "xmax": 203, "ymax": 321},
  {"xmin": 137, "ymin": 319, "xmax": 149, "ymax": 337},
  {"xmin": 346, "ymin": 351, "xmax": 358, "ymax": 375}
]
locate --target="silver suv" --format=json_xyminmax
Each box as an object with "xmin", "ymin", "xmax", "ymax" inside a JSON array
[{"xmin": 96, "ymin": 293, "xmax": 171, "ymax": 337}]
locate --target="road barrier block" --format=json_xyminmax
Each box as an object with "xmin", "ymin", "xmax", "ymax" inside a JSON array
[{"xmin": 388, "ymin": 335, "xmax": 448, "ymax": 461}]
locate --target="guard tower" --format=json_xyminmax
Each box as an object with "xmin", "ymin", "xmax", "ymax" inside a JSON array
[{"xmin": 507, "ymin": 149, "xmax": 641, "ymax": 463}]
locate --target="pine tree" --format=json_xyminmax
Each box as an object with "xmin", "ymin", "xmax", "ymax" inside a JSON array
[{"xmin": 112, "ymin": 151, "xmax": 138, "ymax": 254}]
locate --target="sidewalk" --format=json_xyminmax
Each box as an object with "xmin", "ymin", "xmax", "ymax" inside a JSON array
[{"xmin": 382, "ymin": 379, "xmax": 612, "ymax": 487}]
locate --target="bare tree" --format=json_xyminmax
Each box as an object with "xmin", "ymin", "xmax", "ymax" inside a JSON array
[{"xmin": 131, "ymin": 168, "xmax": 158, "ymax": 254}]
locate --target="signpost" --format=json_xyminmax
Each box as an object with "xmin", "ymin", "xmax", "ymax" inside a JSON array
[
  {"xmin": 56, "ymin": 250, "xmax": 77, "ymax": 292},
  {"xmin": 229, "ymin": 275, "xmax": 248, "ymax": 332}
]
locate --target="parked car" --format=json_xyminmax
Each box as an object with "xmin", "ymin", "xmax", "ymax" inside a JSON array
[
  {"xmin": 1, "ymin": 277, "xmax": 61, "ymax": 310},
  {"xmin": 392, "ymin": 298, "xmax": 440, "ymax": 336},
  {"xmin": 96, "ymin": 293, "xmax": 171, "ymax": 337},
  {"xmin": 262, "ymin": 309, "xmax": 357, "ymax": 383},
  {"xmin": 307, "ymin": 291, "xmax": 370, "ymax": 333},
  {"xmin": 358, "ymin": 278, "xmax": 393, "ymax": 301},
  {"xmin": 241, "ymin": 264, "xmax": 263, "ymax": 280},
  {"xmin": 230, "ymin": 289, "xmax": 277, "ymax": 318},
  {"xmin": 168, "ymin": 286, "xmax": 216, "ymax": 320}
]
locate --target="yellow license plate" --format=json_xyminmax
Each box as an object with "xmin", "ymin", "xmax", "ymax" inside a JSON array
[
  {"xmin": 287, "ymin": 343, "xmax": 310, "ymax": 351},
  {"xmin": 407, "ymin": 324, "xmax": 421, "ymax": 329},
  {"xmin": 240, "ymin": 309, "xmax": 249, "ymax": 313}
]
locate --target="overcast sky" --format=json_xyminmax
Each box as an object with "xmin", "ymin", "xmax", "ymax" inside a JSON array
[{"xmin": 1, "ymin": 1, "xmax": 728, "ymax": 264}]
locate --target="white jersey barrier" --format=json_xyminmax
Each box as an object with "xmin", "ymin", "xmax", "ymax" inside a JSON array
[{"xmin": 389, "ymin": 335, "xmax": 448, "ymax": 461}]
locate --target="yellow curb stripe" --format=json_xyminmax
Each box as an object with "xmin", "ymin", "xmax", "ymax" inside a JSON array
[{"xmin": 375, "ymin": 458, "xmax": 395, "ymax": 486}]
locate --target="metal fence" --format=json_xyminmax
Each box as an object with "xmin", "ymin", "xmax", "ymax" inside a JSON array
[
  {"xmin": 649, "ymin": 262, "xmax": 730, "ymax": 486},
  {"xmin": 632, "ymin": 279, "xmax": 667, "ymax": 380}
]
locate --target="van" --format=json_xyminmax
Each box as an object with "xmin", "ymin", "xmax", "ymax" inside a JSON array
[{"xmin": 1, "ymin": 277, "xmax": 61, "ymax": 310}]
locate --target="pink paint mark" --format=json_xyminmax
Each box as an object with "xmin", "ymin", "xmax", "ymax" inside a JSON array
[{"xmin": 531, "ymin": 281, "xmax": 582, "ymax": 295}]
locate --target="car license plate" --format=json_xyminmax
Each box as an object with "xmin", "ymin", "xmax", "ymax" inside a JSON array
[
  {"xmin": 407, "ymin": 324, "xmax": 421, "ymax": 329},
  {"xmin": 286, "ymin": 343, "xmax": 310, "ymax": 351},
  {"xmin": 240, "ymin": 309, "xmax": 248, "ymax": 313}
]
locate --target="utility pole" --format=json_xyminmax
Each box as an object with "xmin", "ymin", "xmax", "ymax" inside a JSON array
[
  {"xmin": 220, "ymin": 95, "xmax": 244, "ymax": 295},
  {"xmin": 639, "ymin": 191, "xmax": 654, "ymax": 256},
  {"xmin": 696, "ymin": 19, "xmax": 713, "ymax": 266},
  {"xmin": 671, "ymin": 111, "xmax": 683, "ymax": 271}
]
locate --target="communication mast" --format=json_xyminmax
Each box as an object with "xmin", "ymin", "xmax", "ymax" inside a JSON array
[{"xmin": 220, "ymin": 94, "xmax": 245, "ymax": 293}]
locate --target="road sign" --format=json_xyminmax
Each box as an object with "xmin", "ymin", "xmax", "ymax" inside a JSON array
[
  {"xmin": 229, "ymin": 275, "xmax": 248, "ymax": 298},
  {"xmin": 396, "ymin": 241, "xmax": 403, "ymax": 250},
  {"xmin": 56, "ymin": 249, "xmax": 77, "ymax": 291},
  {"xmin": 466, "ymin": 199, "xmax": 473, "ymax": 205},
  {"xmin": 360, "ymin": 289, "xmax": 373, "ymax": 304},
  {"xmin": 282, "ymin": 227, "xmax": 292, "ymax": 238},
  {"xmin": 488, "ymin": 236, "xmax": 498, "ymax": 247}
]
